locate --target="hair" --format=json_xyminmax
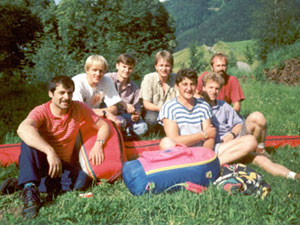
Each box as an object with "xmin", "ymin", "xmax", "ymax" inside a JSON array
[
  {"xmin": 210, "ymin": 53, "xmax": 228, "ymax": 66},
  {"xmin": 116, "ymin": 53, "xmax": 136, "ymax": 67},
  {"xmin": 155, "ymin": 50, "xmax": 174, "ymax": 66},
  {"xmin": 202, "ymin": 72, "xmax": 224, "ymax": 88},
  {"xmin": 48, "ymin": 75, "xmax": 75, "ymax": 93},
  {"xmin": 175, "ymin": 68, "xmax": 198, "ymax": 85},
  {"xmin": 85, "ymin": 55, "xmax": 108, "ymax": 72}
]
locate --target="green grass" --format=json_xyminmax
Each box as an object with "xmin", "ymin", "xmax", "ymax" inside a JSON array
[{"xmin": 1, "ymin": 78, "xmax": 300, "ymax": 224}]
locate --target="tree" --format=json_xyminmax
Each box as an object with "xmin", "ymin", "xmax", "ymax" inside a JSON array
[
  {"xmin": 0, "ymin": 1, "xmax": 42, "ymax": 80},
  {"xmin": 251, "ymin": 0, "xmax": 300, "ymax": 60},
  {"xmin": 26, "ymin": 0, "xmax": 176, "ymax": 81},
  {"xmin": 188, "ymin": 43, "xmax": 208, "ymax": 73}
]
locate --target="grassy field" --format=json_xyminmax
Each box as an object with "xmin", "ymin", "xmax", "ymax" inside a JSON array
[{"xmin": 1, "ymin": 77, "xmax": 300, "ymax": 224}]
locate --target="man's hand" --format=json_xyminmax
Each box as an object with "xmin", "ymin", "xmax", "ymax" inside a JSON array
[
  {"xmin": 126, "ymin": 104, "xmax": 136, "ymax": 114},
  {"xmin": 47, "ymin": 151, "xmax": 62, "ymax": 178},
  {"xmin": 89, "ymin": 143, "xmax": 104, "ymax": 165},
  {"xmin": 205, "ymin": 125, "xmax": 216, "ymax": 139},
  {"xmin": 221, "ymin": 132, "xmax": 235, "ymax": 143}
]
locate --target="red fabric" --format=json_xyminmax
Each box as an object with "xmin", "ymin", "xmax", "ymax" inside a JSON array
[
  {"xmin": 197, "ymin": 72, "xmax": 245, "ymax": 104},
  {"xmin": 28, "ymin": 101, "xmax": 100, "ymax": 163},
  {"xmin": 1, "ymin": 136, "xmax": 300, "ymax": 167},
  {"xmin": 79, "ymin": 117, "xmax": 127, "ymax": 182}
]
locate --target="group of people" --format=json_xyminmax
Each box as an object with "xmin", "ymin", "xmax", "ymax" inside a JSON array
[{"xmin": 1, "ymin": 51, "xmax": 299, "ymax": 219}]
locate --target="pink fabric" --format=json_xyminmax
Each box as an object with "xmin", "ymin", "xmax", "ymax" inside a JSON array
[
  {"xmin": 28, "ymin": 101, "xmax": 99, "ymax": 163},
  {"xmin": 197, "ymin": 71, "xmax": 245, "ymax": 104},
  {"xmin": 138, "ymin": 146, "xmax": 216, "ymax": 173}
]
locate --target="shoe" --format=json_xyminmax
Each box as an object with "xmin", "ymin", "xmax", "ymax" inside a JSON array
[
  {"xmin": 0, "ymin": 178, "xmax": 20, "ymax": 195},
  {"xmin": 22, "ymin": 184, "xmax": 41, "ymax": 219}
]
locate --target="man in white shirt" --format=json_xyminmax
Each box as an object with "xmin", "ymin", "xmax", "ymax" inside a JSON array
[{"xmin": 72, "ymin": 55, "xmax": 122, "ymax": 126}]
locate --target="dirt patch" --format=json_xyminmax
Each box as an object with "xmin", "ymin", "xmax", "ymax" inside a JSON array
[{"xmin": 264, "ymin": 57, "xmax": 300, "ymax": 86}]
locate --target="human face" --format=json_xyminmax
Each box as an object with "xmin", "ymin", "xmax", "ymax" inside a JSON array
[
  {"xmin": 202, "ymin": 80, "xmax": 221, "ymax": 103},
  {"xmin": 211, "ymin": 57, "xmax": 227, "ymax": 77},
  {"xmin": 177, "ymin": 77, "xmax": 197, "ymax": 101},
  {"xmin": 155, "ymin": 59, "xmax": 172, "ymax": 80},
  {"xmin": 86, "ymin": 63, "xmax": 106, "ymax": 87},
  {"xmin": 116, "ymin": 62, "xmax": 134, "ymax": 80},
  {"xmin": 49, "ymin": 84, "xmax": 73, "ymax": 111}
]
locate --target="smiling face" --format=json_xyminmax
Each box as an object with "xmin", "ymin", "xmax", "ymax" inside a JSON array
[
  {"xmin": 49, "ymin": 84, "xmax": 74, "ymax": 111},
  {"xmin": 155, "ymin": 59, "xmax": 172, "ymax": 80},
  {"xmin": 177, "ymin": 77, "xmax": 197, "ymax": 101},
  {"xmin": 202, "ymin": 79, "xmax": 221, "ymax": 103},
  {"xmin": 116, "ymin": 62, "xmax": 134, "ymax": 80},
  {"xmin": 211, "ymin": 56, "xmax": 227, "ymax": 77},
  {"xmin": 86, "ymin": 63, "xmax": 106, "ymax": 87}
]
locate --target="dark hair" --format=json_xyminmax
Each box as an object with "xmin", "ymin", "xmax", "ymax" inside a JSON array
[
  {"xmin": 202, "ymin": 72, "xmax": 224, "ymax": 88},
  {"xmin": 175, "ymin": 68, "xmax": 198, "ymax": 85},
  {"xmin": 48, "ymin": 75, "xmax": 75, "ymax": 93},
  {"xmin": 117, "ymin": 53, "xmax": 136, "ymax": 67},
  {"xmin": 210, "ymin": 53, "xmax": 228, "ymax": 66}
]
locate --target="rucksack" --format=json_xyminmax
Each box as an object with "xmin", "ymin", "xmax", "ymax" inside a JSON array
[{"xmin": 213, "ymin": 163, "xmax": 271, "ymax": 199}]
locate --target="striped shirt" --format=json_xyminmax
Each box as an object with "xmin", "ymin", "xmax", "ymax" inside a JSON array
[
  {"xmin": 158, "ymin": 97, "xmax": 212, "ymax": 146},
  {"xmin": 28, "ymin": 101, "xmax": 100, "ymax": 163}
]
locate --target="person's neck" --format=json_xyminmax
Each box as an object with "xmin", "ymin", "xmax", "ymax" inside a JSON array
[
  {"xmin": 86, "ymin": 75, "xmax": 97, "ymax": 88},
  {"xmin": 117, "ymin": 73, "xmax": 128, "ymax": 85},
  {"xmin": 50, "ymin": 102, "xmax": 68, "ymax": 118},
  {"xmin": 159, "ymin": 74, "xmax": 168, "ymax": 84},
  {"xmin": 178, "ymin": 95, "xmax": 194, "ymax": 109},
  {"xmin": 205, "ymin": 97, "xmax": 217, "ymax": 107}
]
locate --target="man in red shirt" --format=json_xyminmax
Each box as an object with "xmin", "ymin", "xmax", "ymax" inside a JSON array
[
  {"xmin": 1, "ymin": 76, "xmax": 110, "ymax": 219},
  {"xmin": 196, "ymin": 53, "xmax": 244, "ymax": 113}
]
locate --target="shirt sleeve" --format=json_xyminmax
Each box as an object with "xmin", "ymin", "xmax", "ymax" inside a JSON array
[
  {"xmin": 27, "ymin": 105, "xmax": 46, "ymax": 128},
  {"xmin": 72, "ymin": 76, "xmax": 84, "ymax": 102},
  {"xmin": 102, "ymin": 77, "xmax": 121, "ymax": 107},
  {"xmin": 140, "ymin": 74, "xmax": 153, "ymax": 102},
  {"xmin": 225, "ymin": 102, "xmax": 243, "ymax": 127},
  {"xmin": 76, "ymin": 102, "xmax": 100, "ymax": 125}
]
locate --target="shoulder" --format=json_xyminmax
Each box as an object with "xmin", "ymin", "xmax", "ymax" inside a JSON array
[
  {"xmin": 195, "ymin": 98, "xmax": 210, "ymax": 108},
  {"xmin": 105, "ymin": 72, "xmax": 117, "ymax": 81},
  {"xmin": 143, "ymin": 72, "xmax": 157, "ymax": 81},
  {"xmin": 227, "ymin": 74, "xmax": 240, "ymax": 83},
  {"xmin": 217, "ymin": 100, "xmax": 234, "ymax": 111},
  {"xmin": 72, "ymin": 73, "xmax": 86, "ymax": 82}
]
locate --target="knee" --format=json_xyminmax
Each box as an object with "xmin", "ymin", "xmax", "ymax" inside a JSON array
[
  {"xmin": 249, "ymin": 111, "xmax": 267, "ymax": 127},
  {"xmin": 159, "ymin": 137, "xmax": 176, "ymax": 150}
]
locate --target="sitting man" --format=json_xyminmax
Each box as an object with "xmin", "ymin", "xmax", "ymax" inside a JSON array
[
  {"xmin": 0, "ymin": 76, "xmax": 110, "ymax": 219},
  {"xmin": 158, "ymin": 68, "xmax": 259, "ymax": 168},
  {"xmin": 140, "ymin": 50, "xmax": 177, "ymax": 131},
  {"xmin": 201, "ymin": 72, "xmax": 300, "ymax": 181},
  {"xmin": 72, "ymin": 55, "xmax": 122, "ymax": 126},
  {"xmin": 196, "ymin": 53, "xmax": 244, "ymax": 113},
  {"xmin": 106, "ymin": 53, "xmax": 148, "ymax": 138}
]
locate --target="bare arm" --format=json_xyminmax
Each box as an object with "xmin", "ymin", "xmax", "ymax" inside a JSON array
[
  {"xmin": 89, "ymin": 118, "xmax": 111, "ymax": 165},
  {"xmin": 17, "ymin": 118, "xmax": 62, "ymax": 178},
  {"xmin": 163, "ymin": 118, "xmax": 208, "ymax": 147},
  {"xmin": 232, "ymin": 101, "xmax": 241, "ymax": 113},
  {"xmin": 143, "ymin": 99, "xmax": 160, "ymax": 112},
  {"xmin": 92, "ymin": 105, "xmax": 122, "ymax": 127},
  {"xmin": 221, "ymin": 123, "xmax": 242, "ymax": 143},
  {"xmin": 202, "ymin": 119, "xmax": 216, "ymax": 149}
]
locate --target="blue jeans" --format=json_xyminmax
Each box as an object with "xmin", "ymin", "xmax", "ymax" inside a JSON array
[
  {"xmin": 18, "ymin": 142, "xmax": 92, "ymax": 193},
  {"xmin": 118, "ymin": 113, "xmax": 148, "ymax": 136}
]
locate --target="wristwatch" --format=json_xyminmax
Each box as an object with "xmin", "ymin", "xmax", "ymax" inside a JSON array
[{"xmin": 96, "ymin": 139, "xmax": 105, "ymax": 145}]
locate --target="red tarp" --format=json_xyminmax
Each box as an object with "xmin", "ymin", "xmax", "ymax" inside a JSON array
[{"xmin": 1, "ymin": 136, "xmax": 300, "ymax": 167}]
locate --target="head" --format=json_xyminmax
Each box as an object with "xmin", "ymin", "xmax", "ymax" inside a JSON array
[
  {"xmin": 85, "ymin": 55, "xmax": 108, "ymax": 86},
  {"xmin": 154, "ymin": 50, "xmax": 173, "ymax": 79},
  {"xmin": 48, "ymin": 75, "xmax": 75, "ymax": 110},
  {"xmin": 210, "ymin": 53, "xmax": 228, "ymax": 77},
  {"xmin": 116, "ymin": 53, "xmax": 136, "ymax": 80},
  {"xmin": 202, "ymin": 72, "xmax": 224, "ymax": 103},
  {"xmin": 175, "ymin": 68, "xmax": 198, "ymax": 100}
]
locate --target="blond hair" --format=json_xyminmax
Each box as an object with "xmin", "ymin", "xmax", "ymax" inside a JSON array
[
  {"xmin": 202, "ymin": 72, "xmax": 224, "ymax": 88},
  {"xmin": 85, "ymin": 55, "xmax": 108, "ymax": 72}
]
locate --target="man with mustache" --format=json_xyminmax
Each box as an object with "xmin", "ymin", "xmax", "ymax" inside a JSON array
[
  {"xmin": 196, "ymin": 53, "xmax": 244, "ymax": 113},
  {"xmin": 1, "ymin": 76, "xmax": 110, "ymax": 219}
]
